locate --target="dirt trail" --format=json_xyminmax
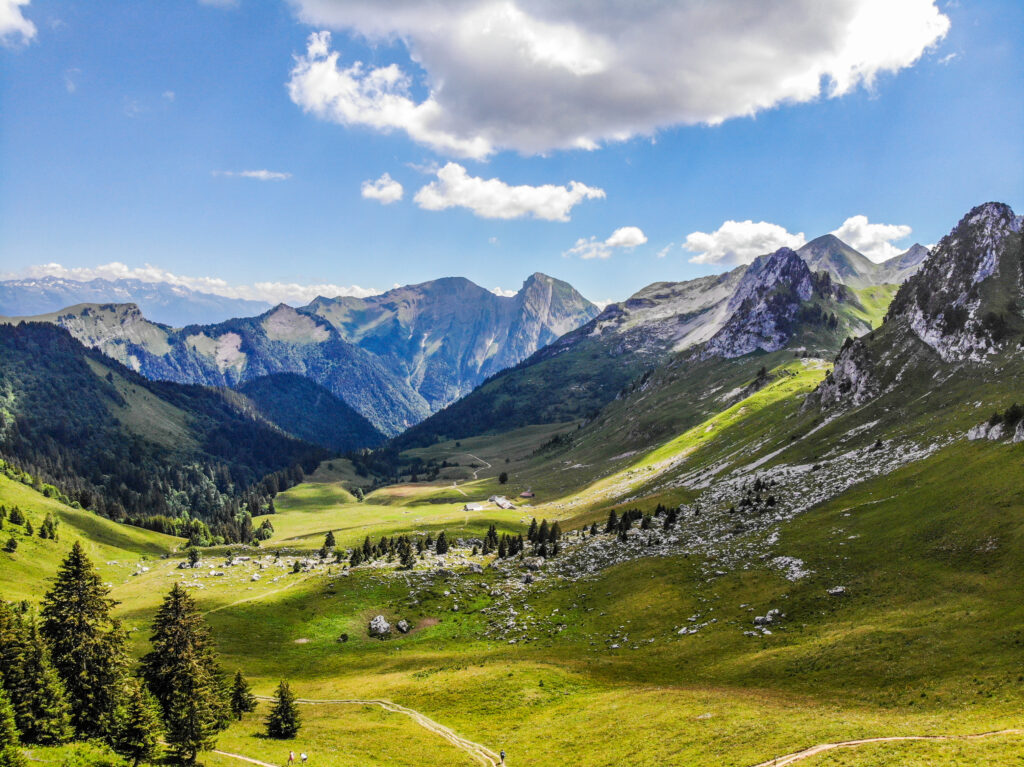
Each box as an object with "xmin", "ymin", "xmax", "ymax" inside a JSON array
[
  {"xmin": 749, "ymin": 728, "xmax": 1024, "ymax": 766},
  {"xmin": 254, "ymin": 695, "xmax": 500, "ymax": 766},
  {"xmin": 466, "ymin": 453, "xmax": 492, "ymax": 480},
  {"xmin": 213, "ymin": 750, "xmax": 280, "ymax": 767},
  {"xmin": 204, "ymin": 574, "xmax": 309, "ymax": 615}
]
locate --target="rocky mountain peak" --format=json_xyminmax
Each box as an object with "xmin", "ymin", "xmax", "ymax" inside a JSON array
[
  {"xmin": 885, "ymin": 201, "xmax": 1021, "ymax": 361},
  {"xmin": 728, "ymin": 248, "xmax": 813, "ymax": 312}
]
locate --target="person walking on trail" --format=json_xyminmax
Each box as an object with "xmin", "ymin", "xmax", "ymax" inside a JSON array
[
  {"xmin": 300, "ymin": 753, "xmax": 308, "ymax": 764},
  {"xmin": 500, "ymin": 749, "xmax": 506, "ymax": 764},
  {"xmin": 287, "ymin": 752, "xmax": 295, "ymax": 765}
]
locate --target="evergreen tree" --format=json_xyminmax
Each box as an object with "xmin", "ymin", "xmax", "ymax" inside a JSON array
[
  {"xmin": 435, "ymin": 532, "xmax": 449, "ymax": 555},
  {"xmin": 6, "ymin": 510, "xmax": 21, "ymax": 527},
  {"xmin": 187, "ymin": 547, "xmax": 201, "ymax": 567},
  {"xmin": 40, "ymin": 542, "xmax": 127, "ymax": 738},
  {"xmin": 498, "ymin": 472, "xmax": 508, "ymax": 484},
  {"xmin": 141, "ymin": 584, "xmax": 228, "ymax": 764},
  {"xmin": 20, "ymin": 522, "xmax": 30, "ymax": 538},
  {"xmin": 537, "ymin": 520, "xmax": 549, "ymax": 544},
  {"xmin": 0, "ymin": 683, "xmax": 25, "ymax": 767},
  {"xmin": 324, "ymin": 530, "xmax": 336, "ymax": 550},
  {"xmin": 549, "ymin": 522, "xmax": 562, "ymax": 543},
  {"xmin": 497, "ymin": 538, "xmax": 507, "ymax": 559},
  {"xmin": 110, "ymin": 679, "xmax": 162, "ymax": 767},
  {"xmin": 9, "ymin": 620, "xmax": 71, "ymax": 745},
  {"xmin": 604, "ymin": 510, "xmax": 618, "ymax": 534},
  {"xmin": 361, "ymin": 536, "xmax": 373, "ymax": 559},
  {"xmin": 265, "ymin": 681, "xmax": 300, "ymax": 739},
  {"xmin": 229, "ymin": 671, "xmax": 256, "ymax": 721},
  {"xmin": 589, "ymin": 523, "xmax": 598, "ymax": 536},
  {"xmin": 2, "ymin": 540, "xmax": 14, "ymax": 555},
  {"xmin": 349, "ymin": 548, "xmax": 363, "ymax": 567},
  {"xmin": 527, "ymin": 519, "xmax": 538, "ymax": 542}
]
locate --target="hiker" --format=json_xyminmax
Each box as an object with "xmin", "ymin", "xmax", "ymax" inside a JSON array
[
  {"xmin": 300, "ymin": 753, "xmax": 308, "ymax": 764},
  {"xmin": 287, "ymin": 752, "xmax": 295, "ymax": 765},
  {"xmin": 500, "ymin": 749, "xmax": 506, "ymax": 764}
]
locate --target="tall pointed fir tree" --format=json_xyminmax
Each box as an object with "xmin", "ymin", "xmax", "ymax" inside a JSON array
[
  {"xmin": 40, "ymin": 542, "xmax": 127, "ymax": 738},
  {"xmin": 10, "ymin": 620, "xmax": 71, "ymax": 745},
  {"xmin": 110, "ymin": 678, "xmax": 162, "ymax": 767},
  {"xmin": 0, "ymin": 684, "xmax": 25, "ymax": 767},
  {"xmin": 229, "ymin": 671, "xmax": 256, "ymax": 721},
  {"xmin": 265, "ymin": 681, "xmax": 300, "ymax": 739},
  {"xmin": 141, "ymin": 584, "xmax": 228, "ymax": 764}
]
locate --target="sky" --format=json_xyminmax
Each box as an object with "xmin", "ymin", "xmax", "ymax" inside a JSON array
[{"xmin": 1, "ymin": 0, "xmax": 1022, "ymax": 307}]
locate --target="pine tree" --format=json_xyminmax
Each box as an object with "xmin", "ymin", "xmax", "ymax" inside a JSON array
[
  {"xmin": 141, "ymin": 584, "xmax": 228, "ymax": 764},
  {"xmin": 110, "ymin": 679, "xmax": 162, "ymax": 767},
  {"xmin": 527, "ymin": 519, "xmax": 538, "ymax": 542},
  {"xmin": 361, "ymin": 536, "xmax": 373, "ymax": 559},
  {"xmin": 2, "ymin": 540, "xmax": 14, "ymax": 554},
  {"xmin": 9, "ymin": 620, "xmax": 71, "ymax": 745},
  {"xmin": 324, "ymin": 530, "xmax": 336, "ymax": 550},
  {"xmin": 265, "ymin": 681, "xmax": 300, "ymax": 739},
  {"xmin": 0, "ymin": 683, "xmax": 25, "ymax": 767},
  {"xmin": 40, "ymin": 542, "xmax": 128, "ymax": 738},
  {"xmin": 20, "ymin": 521, "xmax": 30, "ymax": 537},
  {"xmin": 229, "ymin": 671, "xmax": 256, "ymax": 721},
  {"xmin": 549, "ymin": 522, "xmax": 562, "ymax": 542},
  {"xmin": 605, "ymin": 510, "xmax": 618, "ymax": 533},
  {"xmin": 497, "ymin": 538, "xmax": 507, "ymax": 558},
  {"xmin": 435, "ymin": 532, "xmax": 449, "ymax": 555},
  {"xmin": 349, "ymin": 548, "xmax": 363, "ymax": 567},
  {"xmin": 537, "ymin": 520, "xmax": 549, "ymax": 544}
]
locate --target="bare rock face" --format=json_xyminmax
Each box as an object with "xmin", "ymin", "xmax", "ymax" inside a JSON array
[
  {"xmin": 886, "ymin": 202, "xmax": 1021, "ymax": 362},
  {"xmin": 368, "ymin": 615, "xmax": 391, "ymax": 638}
]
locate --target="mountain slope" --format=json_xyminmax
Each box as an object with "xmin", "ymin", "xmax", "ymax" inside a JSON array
[
  {"xmin": 0, "ymin": 303, "xmax": 431, "ymax": 436},
  {"xmin": 0, "ymin": 321, "xmax": 326, "ymax": 541},
  {"xmin": 306, "ymin": 272, "xmax": 599, "ymax": 410},
  {"xmin": 812, "ymin": 202, "xmax": 1024, "ymax": 411},
  {"xmin": 236, "ymin": 373, "xmax": 385, "ymax": 452},
  {"xmin": 397, "ymin": 248, "xmax": 876, "ymax": 448},
  {"xmin": 0, "ymin": 276, "xmax": 271, "ymax": 325},
  {"xmin": 796, "ymin": 235, "xmax": 929, "ymax": 288}
]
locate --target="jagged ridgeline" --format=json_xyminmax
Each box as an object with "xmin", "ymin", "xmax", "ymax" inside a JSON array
[
  {"xmin": 812, "ymin": 202, "xmax": 1024, "ymax": 410},
  {"xmin": 0, "ymin": 322, "xmax": 327, "ymax": 543},
  {"xmin": 397, "ymin": 246, "xmax": 891, "ymax": 448},
  {"xmin": 0, "ymin": 273, "xmax": 599, "ymax": 437}
]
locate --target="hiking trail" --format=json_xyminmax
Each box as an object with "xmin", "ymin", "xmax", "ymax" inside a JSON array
[{"xmin": 748, "ymin": 728, "xmax": 1024, "ymax": 766}]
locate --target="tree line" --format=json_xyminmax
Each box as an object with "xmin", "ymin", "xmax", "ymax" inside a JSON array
[{"xmin": 0, "ymin": 542, "xmax": 302, "ymax": 765}]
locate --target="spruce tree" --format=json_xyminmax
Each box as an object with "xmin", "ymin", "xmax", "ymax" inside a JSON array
[
  {"xmin": 141, "ymin": 584, "xmax": 228, "ymax": 764},
  {"xmin": 435, "ymin": 532, "xmax": 449, "ymax": 555},
  {"xmin": 110, "ymin": 679, "xmax": 162, "ymax": 767},
  {"xmin": 265, "ymin": 681, "xmax": 300, "ymax": 739},
  {"xmin": 537, "ymin": 520, "xmax": 549, "ymax": 544},
  {"xmin": 0, "ymin": 683, "xmax": 25, "ymax": 767},
  {"xmin": 40, "ymin": 542, "xmax": 128, "ymax": 738},
  {"xmin": 527, "ymin": 519, "xmax": 538, "ymax": 542},
  {"xmin": 229, "ymin": 671, "xmax": 256, "ymax": 721},
  {"xmin": 10, "ymin": 620, "xmax": 71, "ymax": 745}
]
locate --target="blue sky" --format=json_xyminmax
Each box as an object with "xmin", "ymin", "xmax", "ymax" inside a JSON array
[{"xmin": 1, "ymin": 0, "xmax": 1022, "ymax": 306}]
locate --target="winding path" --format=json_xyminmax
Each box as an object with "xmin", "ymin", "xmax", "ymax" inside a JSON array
[
  {"xmin": 466, "ymin": 453, "xmax": 492, "ymax": 480},
  {"xmin": 748, "ymin": 728, "xmax": 1024, "ymax": 766},
  {"xmin": 254, "ymin": 695, "xmax": 500, "ymax": 767}
]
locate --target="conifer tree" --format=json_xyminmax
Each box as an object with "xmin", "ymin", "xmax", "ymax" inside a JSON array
[
  {"xmin": 9, "ymin": 620, "xmax": 71, "ymax": 745},
  {"xmin": 229, "ymin": 671, "xmax": 257, "ymax": 721},
  {"xmin": 605, "ymin": 510, "xmax": 618, "ymax": 534},
  {"xmin": 141, "ymin": 584, "xmax": 228, "ymax": 764},
  {"xmin": 348, "ymin": 548, "xmax": 363, "ymax": 567},
  {"xmin": 40, "ymin": 542, "xmax": 127, "ymax": 738},
  {"xmin": 0, "ymin": 684, "xmax": 25, "ymax": 767},
  {"xmin": 527, "ymin": 519, "xmax": 538, "ymax": 542},
  {"xmin": 110, "ymin": 679, "xmax": 162, "ymax": 767},
  {"xmin": 324, "ymin": 530, "xmax": 336, "ymax": 550},
  {"xmin": 2, "ymin": 540, "xmax": 14, "ymax": 554},
  {"xmin": 435, "ymin": 532, "xmax": 449, "ymax": 555},
  {"xmin": 361, "ymin": 536, "xmax": 373, "ymax": 559},
  {"xmin": 21, "ymin": 522, "xmax": 31, "ymax": 538},
  {"xmin": 537, "ymin": 520, "xmax": 549, "ymax": 545},
  {"xmin": 265, "ymin": 681, "xmax": 300, "ymax": 739},
  {"xmin": 549, "ymin": 522, "xmax": 562, "ymax": 542},
  {"xmin": 497, "ymin": 538, "xmax": 507, "ymax": 558}
]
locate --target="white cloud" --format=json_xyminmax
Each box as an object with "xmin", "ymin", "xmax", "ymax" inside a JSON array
[
  {"xmin": 162, "ymin": 90, "xmax": 176, "ymax": 102},
  {"xmin": 0, "ymin": 0, "xmax": 35, "ymax": 46},
  {"xmin": 63, "ymin": 67, "xmax": 79, "ymax": 94},
  {"xmin": 831, "ymin": 215, "xmax": 912, "ymax": 262},
  {"xmin": 564, "ymin": 225, "xmax": 648, "ymax": 260},
  {"xmin": 656, "ymin": 243, "xmax": 674, "ymax": 259},
  {"xmin": 361, "ymin": 172, "xmax": 404, "ymax": 204},
  {"xmin": 491, "ymin": 286, "xmax": 517, "ymax": 297},
  {"xmin": 684, "ymin": 220, "xmax": 806, "ymax": 265},
  {"xmin": 413, "ymin": 162, "xmax": 604, "ymax": 221},
  {"xmin": 13, "ymin": 262, "xmax": 380, "ymax": 304},
  {"xmin": 287, "ymin": 1, "xmax": 950, "ymax": 156},
  {"xmin": 214, "ymin": 169, "xmax": 292, "ymax": 181}
]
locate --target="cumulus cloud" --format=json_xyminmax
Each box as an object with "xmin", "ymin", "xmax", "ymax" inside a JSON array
[
  {"xmin": 361, "ymin": 172, "xmax": 404, "ymax": 204},
  {"xmin": 684, "ymin": 220, "xmax": 806, "ymax": 265},
  {"xmin": 491, "ymin": 286, "xmax": 518, "ymax": 297},
  {"xmin": 13, "ymin": 262, "xmax": 380, "ymax": 305},
  {"xmin": 287, "ymin": 1, "xmax": 949, "ymax": 156},
  {"xmin": 831, "ymin": 215, "xmax": 912, "ymax": 262},
  {"xmin": 565, "ymin": 225, "xmax": 648, "ymax": 260},
  {"xmin": 0, "ymin": 0, "xmax": 35, "ymax": 46},
  {"xmin": 413, "ymin": 162, "xmax": 604, "ymax": 221},
  {"xmin": 214, "ymin": 169, "xmax": 292, "ymax": 181}
]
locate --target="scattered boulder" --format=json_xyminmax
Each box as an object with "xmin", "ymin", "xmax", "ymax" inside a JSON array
[
  {"xmin": 523, "ymin": 557, "xmax": 544, "ymax": 571},
  {"xmin": 396, "ymin": 620, "xmax": 411, "ymax": 634},
  {"xmin": 368, "ymin": 615, "xmax": 391, "ymax": 638},
  {"xmin": 827, "ymin": 586, "xmax": 847, "ymax": 596}
]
